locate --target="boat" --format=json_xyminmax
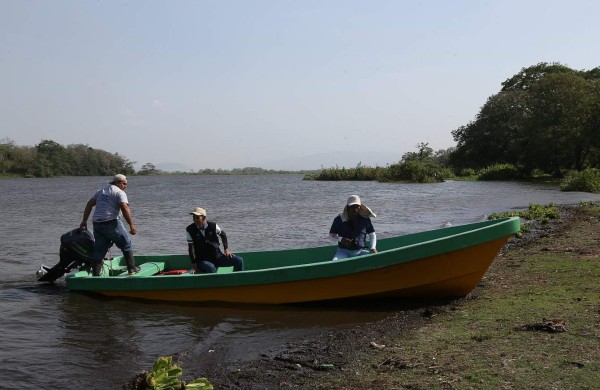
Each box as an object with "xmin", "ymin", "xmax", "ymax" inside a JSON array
[{"xmin": 64, "ymin": 217, "xmax": 520, "ymax": 304}]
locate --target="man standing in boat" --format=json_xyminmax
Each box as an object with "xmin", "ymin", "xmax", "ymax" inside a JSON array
[
  {"xmin": 329, "ymin": 195, "xmax": 377, "ymax": 260},
  {"xmin": 186, "ymin": 207, "xmax": 244, "ymax": 273},
  {"xmin": 80, "ymin": 174, "xmax": 140, "ymax": 276}
]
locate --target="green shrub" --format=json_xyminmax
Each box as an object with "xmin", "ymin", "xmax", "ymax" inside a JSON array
[
  {"xmin": 378, "ymin": 160, "xmax": 447, "ymax": 183},
  {"xmin": 303, "ymin": 165, "xmax": 382, "ymax": 181},
  {"xmin": 489, "ymin": 203, "xmax": 559, "ymax": 238},
  {"xmin": 478, "ymin": 164, "xmax": 522, "ymax": 181},
  {"xmin": 457, "ymin": 168, "xmax": 477, "ymax": 177},
  {"xmin": 527, "ymin": 203, "xmax": 559, "ymax": 222},
  {"xmin": 304, "ymin": 161, "xmax": 453, "ymax": 183},
  {"xmin": 127, "ymin": 356, "xmax": 213, "ymax": 390},
  {"xmin": 489, "ymin": 202, "xmax": 558, "ymax": 222},
  {"xmin": 560, "ymin": 168, "xmax": 600, "ymax": 192}
]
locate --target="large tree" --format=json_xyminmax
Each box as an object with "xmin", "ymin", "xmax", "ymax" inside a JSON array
[
  {"xmin": 451, "ymin": 63, "xmax": 600, "ymax": 175},
  {"xmin": 450, "ymin": 89, "xmax": 529, "ymax": 169},
  {"xmin": 523, "ymin": 72, "xmax": 596, "ymax": 174},
  {"xmin": 35, "ymin": 139, "xmax": 70, "ymax": 177}
]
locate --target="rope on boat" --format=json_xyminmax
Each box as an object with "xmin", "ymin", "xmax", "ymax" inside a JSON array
[{"xmin": 145, "ymin": 262, "xmax": 163, "ymax": 273}]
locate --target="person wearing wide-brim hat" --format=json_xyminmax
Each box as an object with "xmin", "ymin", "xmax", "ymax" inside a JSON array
[
  {"xmin": 185, "ymin": 207, "xmax": 244, "ymax": 273},
  {"xmin": 329, "ymin": 195, "xmax": 377, "ymax": 261}
]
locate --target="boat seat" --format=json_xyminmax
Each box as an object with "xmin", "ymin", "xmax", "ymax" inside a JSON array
[
  {"xmin": 117, "ymin": 262, "xmax": 165, "ymax": 277},
  {"xmin": 216, "ymin": 266, "xmax": 234, "ymax": 274}
]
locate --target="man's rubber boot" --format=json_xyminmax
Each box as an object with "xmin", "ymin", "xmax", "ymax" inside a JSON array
[
  {"xmin": 92, "ymin": 261, "xmax": 103, "ymax": 277},
  {"xmin": 124, "ymin": 251, "xmax": 140, "ymax": 275}
]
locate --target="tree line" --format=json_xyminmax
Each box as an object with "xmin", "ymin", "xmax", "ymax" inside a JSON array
[
  {"xmin": 0, "ymin": 138, "xmax": 308, "ymax": 178},
  {"xmin": 137, "ymin": 162, "xmax": 303, "ymax": 176},
  {"xmin": 304, "ymin": 142, "xmax": 452, "ymax": 182},
  {"xmin": 0, "ymin": 138, "xmax": 135, "ymax": 177}
]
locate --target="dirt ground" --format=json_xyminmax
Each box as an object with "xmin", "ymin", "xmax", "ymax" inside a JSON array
[
  {"xmin": 185, "ymin": 205, "xmax": 592, "ymax": 389},
  {"xmin": 199, "ymin": 302, "xmax": 435, "ymax": 389}
]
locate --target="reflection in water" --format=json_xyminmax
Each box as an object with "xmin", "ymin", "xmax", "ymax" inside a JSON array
[{"xmin": 2, "ymin": 175, "xmax": 600, "ymax": 388}]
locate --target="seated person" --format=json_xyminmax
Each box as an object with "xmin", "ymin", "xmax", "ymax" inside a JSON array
[
  {"xmin": 186, "ymin": 207, "xmax": 244, "ymax": 273},
  {"xmin": 329, "ymin": 195, "xmax": 377, "ymax": 261}
]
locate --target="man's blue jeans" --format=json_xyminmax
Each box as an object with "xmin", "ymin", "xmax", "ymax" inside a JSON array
[
  {"xmin": 332, "ymin": 247, "xmax": 370, "ymax": 261},
  {"xmin": 92, "ymin": 219, "xmax": 133, "ymax": 261},
  {"xmin": 197, "ymin": 254, "xmax": 244, "ymax": 273}
]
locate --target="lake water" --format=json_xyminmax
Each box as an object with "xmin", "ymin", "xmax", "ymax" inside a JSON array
[{"xmin": 1, "ymin": 174, "xmax": 599, "ymax": 389}]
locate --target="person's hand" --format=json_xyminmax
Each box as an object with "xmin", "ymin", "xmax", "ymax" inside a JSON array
[
  {"xmin": 129, "ymin": 225, "xmax": 137, "ymax": 235},
  {"xmin": 80, "ymin": 222, "xmax": 87, "ymax": 229},
  {"xmin": 224, "ymin": 248, "xmax": 233, "ymax": 257},
  {"xmin": 340, "ymin": 238, "xmax": 353, "ymax": 247},
  {"xmin": 370, "ymin": 248, "xmax": 377, "ymax": 253}
]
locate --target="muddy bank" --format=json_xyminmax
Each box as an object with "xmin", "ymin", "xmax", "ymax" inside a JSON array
[{"xmin": 198, "ymin": 304, "xmax": 435, "ymax": 389}]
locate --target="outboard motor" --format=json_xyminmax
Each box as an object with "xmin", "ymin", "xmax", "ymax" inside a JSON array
[{"xmin": 37, "ymin": 228, "xmax": 95, "ymax": 282}]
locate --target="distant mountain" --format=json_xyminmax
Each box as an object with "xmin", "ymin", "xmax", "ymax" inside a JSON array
[
  {"xmin": 254, "ymin": 150, "xmax": 402, "ymax": 171},
  {"xmin": 155, "ymin": 162, "xmax": 193, "ymax": 172},
  {"xmin": 149, "ymin": 150, "xmax": 402, "ymax": 173}
]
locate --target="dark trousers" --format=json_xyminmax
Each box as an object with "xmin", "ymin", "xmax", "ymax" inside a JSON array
[{"xmin": 197, "ymin": 254, "xmax": 244, "ymax": 273}]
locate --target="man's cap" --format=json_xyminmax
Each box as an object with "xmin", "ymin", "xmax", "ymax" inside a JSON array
[
  {"xmin": 190, "ymin": 207, "xmax": 207, "ymax": 217},
  {"xmin": 111, "ymin": 174, "xmax": 127, "ymax": 184}
]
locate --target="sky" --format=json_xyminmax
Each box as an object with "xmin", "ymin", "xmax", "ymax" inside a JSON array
[{"xmin": 1, "ymin": 0, "xmax": 599, "ymax": 171}]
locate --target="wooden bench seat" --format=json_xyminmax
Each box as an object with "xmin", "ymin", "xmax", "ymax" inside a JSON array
[{"xmin": 216, "ymin": 266, "xmax": 234, "ymax": 274}]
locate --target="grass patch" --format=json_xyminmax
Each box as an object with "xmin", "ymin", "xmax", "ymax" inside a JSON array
[
  {"xmin": 488, "ymin": 203, "xmax": 560, "ymax": 237},
  {"xmin": 488, "ymin": 203, "xmax": 559, "ymax": 223}
]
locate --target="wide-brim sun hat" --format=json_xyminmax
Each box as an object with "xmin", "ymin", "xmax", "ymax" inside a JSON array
[
  {"xmin": 347, "ymin": 195, "xmax": 361, "ymax": 206},
  {"xmin": 190, "ymin": 207, "xmax": 207, "ymax": 217}
]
